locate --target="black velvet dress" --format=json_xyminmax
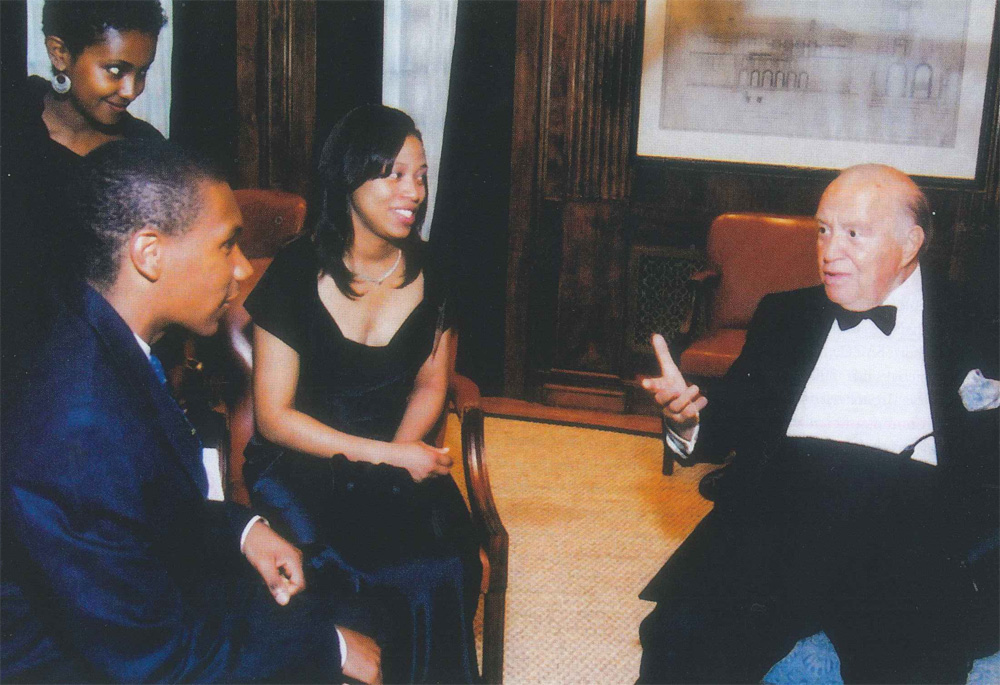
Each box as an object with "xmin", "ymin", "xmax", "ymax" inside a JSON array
[{"xmin": 242, "ymin": 236, "xmax": 481, "ymax": 684}]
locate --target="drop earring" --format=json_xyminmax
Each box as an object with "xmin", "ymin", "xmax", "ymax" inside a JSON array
[{"xmin": 52, "ymin": 72, "xmax": 71, "ymax": 95}]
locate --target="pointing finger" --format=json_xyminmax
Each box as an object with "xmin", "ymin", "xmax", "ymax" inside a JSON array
[{"xmin": 651, "ymin": 334, "xmax": 683, "ymax": 384}]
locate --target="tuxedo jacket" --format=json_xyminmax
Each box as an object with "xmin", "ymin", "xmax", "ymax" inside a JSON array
[
  {"xmin": 699, "ymin": 272, "xmax": 997, "ymax": 493},
  {"xmin": 644, "ymin": 271, "xmax": 998, "ymax": 605},
  {"xmin": 1, "ymin": 286, "xmax": 346, "ymax": 683}
]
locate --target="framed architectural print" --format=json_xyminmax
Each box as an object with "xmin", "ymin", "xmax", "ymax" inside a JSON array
[{"xmin": 637, "ymin": 0, "xmax": 998, "ymax": 182}]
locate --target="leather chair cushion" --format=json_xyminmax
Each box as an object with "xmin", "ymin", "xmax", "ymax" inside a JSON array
[{"xmin": 679, "ymin": 328, "xmax": 747, "ymax": 379}]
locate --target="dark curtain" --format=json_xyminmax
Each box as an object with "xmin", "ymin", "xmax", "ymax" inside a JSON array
[
  {"xmin": 309, "ymin": 0, "xmax": 384, "ymax": 222},
  {"xmin": 170, "ymin": 1, "xmax": 238, "ymax": 181},
  {"xmin": 431, "ymin": 1, "xmax": 518, "ymax": 396},
  {"xmin": 0, "ymin": 0, "xmax": 29, "ymax": 394},
  {"xmin": 315, "ymin": 0, "xmax": 383, "ymax": 150},
  {"xmin": 0, "ymin": 1, "xmax": 26, "ymax": 104}
]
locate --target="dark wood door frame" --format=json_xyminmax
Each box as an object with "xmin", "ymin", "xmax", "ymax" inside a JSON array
[{"xmin": 236, "ymin": 0, "xmax": 316, "ymax": 195}]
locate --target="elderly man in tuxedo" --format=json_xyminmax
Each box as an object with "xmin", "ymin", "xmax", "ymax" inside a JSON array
[
  {"xmin": 638, "ymin": 164, "xmax": 998, "ymax": 683},
  {"xmin": 1, "ymin": 139, "xmax": 383, "ymax": 683}
]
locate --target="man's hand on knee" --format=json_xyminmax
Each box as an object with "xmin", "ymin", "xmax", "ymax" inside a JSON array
[
  {"xmin": 339, "ymin": 627, "xmax": 382, "ymax": 684},
  {"xmin": 242, "ymin": 521, "xmax": 306, "ymax": 605}
]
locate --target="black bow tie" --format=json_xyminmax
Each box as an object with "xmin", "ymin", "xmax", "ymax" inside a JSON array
[{"xmin": 834, "ymin": 305, "xmax": 897, "ymax": 336}]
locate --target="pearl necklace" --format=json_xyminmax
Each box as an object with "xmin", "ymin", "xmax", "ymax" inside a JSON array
[{"xmin": 350, "ymin": 249, "xmax": 402, "ymax": 285}]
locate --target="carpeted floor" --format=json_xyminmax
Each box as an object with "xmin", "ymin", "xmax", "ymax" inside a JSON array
[{"xmin": 443, "ymin": 415, "xmax": 718, "ymax": 684}]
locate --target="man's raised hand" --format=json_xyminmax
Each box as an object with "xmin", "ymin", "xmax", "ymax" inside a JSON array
[{"xmin": 640, "ymin": 334, "xmax": 706, "ymax": 440}]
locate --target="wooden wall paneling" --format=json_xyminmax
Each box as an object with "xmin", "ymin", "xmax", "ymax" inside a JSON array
[
  {"xmin": 506, "ymin": 0, "xmax": 999, "ymax": 408},
  {"xmin": 235, "ymin": 1, "xmax": 261, "ymax": 190},
  {"xmin": 568, "ymin": 0, "xmax": 636, "ymax": 201},
  {"xmin": 543, "ymin": 1, "xmax": 639, "ymax": 409},
  {"xmin": 504, "ymin": 0, "xmax": 548, "ymax": 397},
  {"xmin": 265, "ymin": 1, "xmax": 288, "ymax": 186},
  {"xmin": 541, "ymin": 0, "xmax": 574, "ymax": 200},
  {"xmin": 236, "ymin": 0, "xmax": 316, "ymax": 195},
  {"xmin": 551, "ymin": 201, "xmax": 626, "ymax": 372},
  {"xmin": 524, "ymin": 200, "xmax": 565, "ymax": 393}
]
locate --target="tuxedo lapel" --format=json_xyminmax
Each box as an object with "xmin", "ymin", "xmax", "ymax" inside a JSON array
[
  {"xmin": 775, "ymin": 287, "xmax": 837, "ymax": 435},
  {"xmin": 920, "ymin": 272, "xmax": 966, "ymax": 471},
  {"xmin": 79, "ymin": 286, "xmax": 209, "ymax": 497}
]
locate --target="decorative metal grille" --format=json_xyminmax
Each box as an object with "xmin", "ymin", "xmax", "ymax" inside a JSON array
[{"xmin": 627, "ymin": 247, "xmax": 706, "ymax": 352}]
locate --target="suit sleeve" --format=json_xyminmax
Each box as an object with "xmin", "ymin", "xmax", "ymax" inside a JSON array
[
  {"xmin": 4, "ymin": 411, "xmax": 343, "ymax": 683},
  {"xmin": 692, "ymin": 294, "xmax": 784, "ymax": 463}
]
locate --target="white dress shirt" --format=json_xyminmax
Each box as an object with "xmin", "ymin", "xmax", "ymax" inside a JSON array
[
  {"xmin": 133, "ymin": 334, "xmax": 229, "ymax": 496},
  {"xmin": 787, "ymin": 266, "xmax": 936, "ymax": 464},
  {"xmin": 667, "ymin": 267, "xmax": 937, "ymax": 465}
]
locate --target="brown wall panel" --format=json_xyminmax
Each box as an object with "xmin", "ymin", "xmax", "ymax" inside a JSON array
[
  {"xmin": 506, "ymin": 0, "xmax": 1000, "ymax": 405},
  {"xmin": 553, "ymin": 201, "xmax": 626, "ymax": 374},
  {"xmin": 236, "ymin": 0, "xmax": 316, "ymax": 195}
]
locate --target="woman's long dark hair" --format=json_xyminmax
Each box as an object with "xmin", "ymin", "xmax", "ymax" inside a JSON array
[{"xmin": 311, "ymin": 104, "xmax": 427, "ymax": 299}]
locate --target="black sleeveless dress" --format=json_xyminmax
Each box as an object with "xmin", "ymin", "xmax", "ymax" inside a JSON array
[{"xmin": 243, "ymin": 236, "xmax": 481, "ymax": 684}]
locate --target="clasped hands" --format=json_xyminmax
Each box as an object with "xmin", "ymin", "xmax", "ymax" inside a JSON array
[
  {"xmin": 386, "ymin": 441, "xmax": 452, "ymax": 482},
  {"xmin": 641, "ymin": 333, "xmax": 707, "ymax": 441}
]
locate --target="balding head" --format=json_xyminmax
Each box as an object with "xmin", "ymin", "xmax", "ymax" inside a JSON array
[
  {"xmin": 831, "ymin": 164, "xmax": 933, "ymax": 251},
  {"xmin": 815, "ymin": 164, "xmax": 928, "ymax": 310}
]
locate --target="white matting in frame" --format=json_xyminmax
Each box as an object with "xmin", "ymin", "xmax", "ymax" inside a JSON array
[{"xmin": 637, "ymin": 0, "xmax": 997, "ymax": 180}]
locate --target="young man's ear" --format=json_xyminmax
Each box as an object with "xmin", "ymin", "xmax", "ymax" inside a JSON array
[
  {"xmin": 130, "ymin": 228, "xmax": 164, "ymax": 282},
  {"xmin": 44, "ymin": 36, "xmax": 72, "ymax": 73}
]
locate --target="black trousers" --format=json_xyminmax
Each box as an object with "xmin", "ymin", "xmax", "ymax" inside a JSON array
[{"xmin": 638, "ymin": 439, "xmax": 972, "ymax": 684}]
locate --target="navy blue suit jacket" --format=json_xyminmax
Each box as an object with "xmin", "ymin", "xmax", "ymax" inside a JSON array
[{"xmin": 1, "ymin": 286, "xmax": 345, "ymax": 682}]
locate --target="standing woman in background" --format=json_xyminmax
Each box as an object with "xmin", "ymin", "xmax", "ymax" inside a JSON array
[
  {"xmin": 2, "ymin": 0, "xmax": 166, "ymax": 383},
  {"xmin": 243, "ymin": 104, "xmax": 482, "ymax": 684}
]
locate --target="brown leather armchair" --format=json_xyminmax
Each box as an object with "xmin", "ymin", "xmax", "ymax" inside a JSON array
[
  {"xmin": 232, "ymin": 188, "xmax": 308, "ymax": 259},
  {"xmin": 678, "ymin": 212, "xmax": 821, "ymax": 380},
  {"xmin": 221, "ymin": 189, "xmax": 508, "ymax": 681},
  {"xmin": 224, "ymin": 189, "xmax": 308, "ymax": 503}
]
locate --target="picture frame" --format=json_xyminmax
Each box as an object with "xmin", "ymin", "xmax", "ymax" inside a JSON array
[{"xmin": 636, "ymin": 0, "xmax": 998, "ymax": 183}]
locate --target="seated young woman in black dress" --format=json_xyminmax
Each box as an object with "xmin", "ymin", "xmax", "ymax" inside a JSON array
[{"xmin": 243, "ymin": 104, "xmax": 482, "ymax": 684}]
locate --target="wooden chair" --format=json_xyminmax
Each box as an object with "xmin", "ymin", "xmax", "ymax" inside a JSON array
[
  {"xmin": 220, "ymin": 191, "xmax": 508, "ymax": 681},
  {"xmin": 678, "ymin": 212, "xmax": 821, "ymax": 380},
  {"xmin": 438, "ymin": 373, "xmax": 509, "ymax": 685}
]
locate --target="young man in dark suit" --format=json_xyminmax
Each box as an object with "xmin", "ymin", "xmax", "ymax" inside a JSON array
[
  {"xmin": 1, "ymin": 140, "xmax": 383, "ymax": 683},
  {"xmin": 638, "ymin": 165, "xmax": 998, "ymax": 683}
]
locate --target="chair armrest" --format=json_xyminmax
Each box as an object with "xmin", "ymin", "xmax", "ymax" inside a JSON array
[
  {"xmin": 678, "ymin": 267, "xmax": 720, "ymax": 339},
  {"xmin": 450, "ymin": 372, "xmax": 482, "ymax": 420},
  {"xmin": 689, "ymin": 268, "xmax": 720, "ymax": 286},
  {"xmin": 449, "ymin": 374, "xmax": 509, "ymax": 593}
]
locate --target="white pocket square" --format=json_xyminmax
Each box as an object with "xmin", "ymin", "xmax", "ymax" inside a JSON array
[{"xmin": 959, "ymin": 369, "xmax": 1000, "ymax": 411}]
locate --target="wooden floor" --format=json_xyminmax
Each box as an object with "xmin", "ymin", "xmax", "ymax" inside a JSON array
[{"xmin": 480, "ymin": 396, "xmax": 662, "ymax": 437}]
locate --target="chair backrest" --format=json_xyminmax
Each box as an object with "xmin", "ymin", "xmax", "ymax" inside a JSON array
[
  {"xmin": 232, "ymin": 188, "xmax": 308, "ymax": 260},
  {"xmin": 707, "ymin": 212, "xmax": 821, "ymax": 330},
  {"xmin": 223, "ymin": 189, "xmax": 307, "ymax": 505}
]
